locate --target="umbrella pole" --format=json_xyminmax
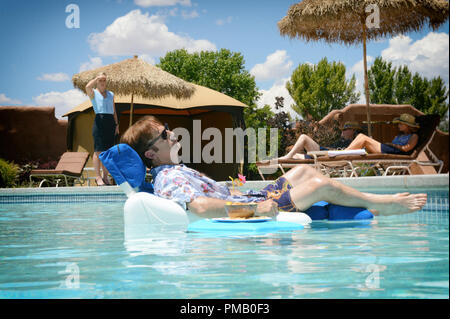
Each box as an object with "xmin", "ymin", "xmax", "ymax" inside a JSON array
[
  {"xmin": 129, "ymin": 93, "xmax": 134, "ymax": 127},
  {"xmin": 362, "ymin": 21, "xmax": 372, "ymax": 137}
]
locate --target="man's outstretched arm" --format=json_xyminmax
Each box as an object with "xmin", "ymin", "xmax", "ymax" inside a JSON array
[{"xmin": 187, "ymin": 196, "xmax": 278, "ymax": 219}]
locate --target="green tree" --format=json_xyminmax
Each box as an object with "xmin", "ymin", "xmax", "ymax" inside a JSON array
[
  {"xmin": 393, "ymin": 65, "xmax": 413, "ymax": 104},
  {"xmin": 368, "ymin": 56, "xmax": 449, "ymax": 122},
  {"xmin": 368, "ymin": 57, "xmax": 396, "ymax": 104},
  {"xmin": 286, "ymin": 57, "xmax": 360, "ymax": 120},
  {"xmin": 427, "ymin": 77, "xmax": 449, "ymax": 118},
  {"xmin": 157, "ymin": 49, "xmax": 260, "ymax": 107}
]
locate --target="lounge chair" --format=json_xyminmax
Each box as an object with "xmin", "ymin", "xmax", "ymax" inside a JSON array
[
  {"xmin": 345, "ymin": 114, "xmax": 443, "ymax": 176},
  {"xmin": 256, "ymin": 114, "xmax": 443, "ymax": 179},
  {"xmin": 29, "ymin": 152, "xmax": 90, "ymax": 187},
  {"xmin": 256, "ymin": 154, "xmax": 360, "ymax": 179}
]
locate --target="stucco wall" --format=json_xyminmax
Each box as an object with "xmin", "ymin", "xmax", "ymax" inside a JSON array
[{"xmin": 0, "ymin": 107, "xmax": 67, "ymax": 164}]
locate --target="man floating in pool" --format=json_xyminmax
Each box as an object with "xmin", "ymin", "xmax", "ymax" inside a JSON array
[{"xmin": 120, "ymin": 116, "xmax": 427, "ymax": 219}]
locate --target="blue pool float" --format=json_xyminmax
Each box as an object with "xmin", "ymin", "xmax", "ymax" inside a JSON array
[{"xmin": 305, "ymin": 201, "xmax": 373, "ymax": 221}]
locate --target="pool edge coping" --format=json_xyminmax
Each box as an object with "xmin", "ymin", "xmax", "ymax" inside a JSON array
[{"xmin": 0, "ymin": 174, "xmax": 448, "ymax": 196}]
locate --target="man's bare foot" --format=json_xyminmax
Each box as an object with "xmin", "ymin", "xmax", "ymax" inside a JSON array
[{"xmin": 370, "ymin": 192, "xmax": 427, "ymax": 216}]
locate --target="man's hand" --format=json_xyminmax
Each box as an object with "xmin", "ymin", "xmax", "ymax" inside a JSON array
[
  {"xmin": 228, "ymin": 189, "xmax": 243, "ymax": 196},
  {"xmin": 256, "ymin": 199, "xmax": 278, "ymax": 217}
]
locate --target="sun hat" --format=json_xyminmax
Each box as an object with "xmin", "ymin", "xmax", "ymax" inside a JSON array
[
  {"xmin": 392, "ymin": 113, "xmax": 420, "ymax": 128},
  {"xmin": 342, "ymin": 121, "xmax": 362, "ymax": 131}
]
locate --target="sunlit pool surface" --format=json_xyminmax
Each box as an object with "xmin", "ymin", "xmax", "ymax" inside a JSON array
[{"xmin": 0, "ymin": 189, "xmax": 448, "ymax": 299}]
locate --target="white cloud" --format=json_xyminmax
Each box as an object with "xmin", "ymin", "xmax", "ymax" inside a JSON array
[
  {"xmin": 381, "ymin": 32, "xmax": 449, "ymax": 83},
  {"xmin": 350, "ymin": 56, "xmax": 374, "ymax": 75},
  {"xmin": 250, "ymin": 50, "xmax": 293, "ymax": 82},
  {"xmin": 87, "ymin": 10, "xmax": 216, "ymax": 57},
  {"xmin": 0, "ymin": 93, "xmax": 22, "ymax": 105},
  {"xmin": 37, "ymin": 73, "xmax": 70, "ymax": 82},
  {"xmin": 153, "ymin": 6, "xmax": 199, "ymax": 19},
  {"xmin": 168, "ymin": 7, "xmax": 178, "ymax": 16},
  {"xmin": 216, "ymin": 16, "xmax": 232, "ymax": 26},
  {"xmin": 79, "ymin": 57, "xmax": 103, "ymax": 72},
  {"xmin": 139, "ymin": 54, "xmax": 156, "ymax": 65},
  {"xmin": 257, "ymin": 78, "xmax": 300, "ymax": 120},
  {"xmin": 32, "ymin": 89, "xmax": 87, "ymax": 119},
  {"xmin": 134, "ymin": 0, "xmax": 191, "ymax": 7},
  {"xmin": 181, "ymin": 9, "xmax": 199, "ymax": 19}
]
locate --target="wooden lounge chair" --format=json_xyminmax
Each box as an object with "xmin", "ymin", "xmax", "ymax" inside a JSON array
[
  {"xmin": 256, "ymin": 114, "xmax": 443, "ymax": 179},
  {"xmin": 29, "ymin": 152, "xmax": 90, "ymax": 187},
  {"xmin": 256, "ymin": 153, "xmax": 360, "ymax": 179}
]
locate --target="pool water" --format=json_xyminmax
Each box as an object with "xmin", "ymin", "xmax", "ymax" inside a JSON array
[{"xmin": 0, "ymin": 191, "xmax": 448, "ymax": 299}]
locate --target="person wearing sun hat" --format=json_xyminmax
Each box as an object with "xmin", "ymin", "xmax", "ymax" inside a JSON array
[
  {"xmin": 392, "ymin": 113, "xmax": 420, "ymax": 129},
  {"xmin": 340, "ymin": 121, "xmax": 363, "ymax": 144},
  {"xmin": 346, "ymin": 113, "xmax": 420, "ymax": 155},
  {"xmin": 276, "ymin": 121, "xmax": 363, "ymax": 160}
]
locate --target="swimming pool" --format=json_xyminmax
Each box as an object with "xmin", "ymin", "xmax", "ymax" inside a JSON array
[{"xmin": 0, "ymin": 175, "xmax": 448, "ymax": 299}]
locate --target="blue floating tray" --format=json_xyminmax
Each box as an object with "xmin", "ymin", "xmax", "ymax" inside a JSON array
[{"xmin": 187, "ymin": 219, "xmax": 304, "ymax": 234}]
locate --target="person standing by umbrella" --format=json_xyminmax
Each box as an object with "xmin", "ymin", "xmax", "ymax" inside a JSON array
[
  {"xmin": 86, "ymin": 72, "xmax": 119, "ymax": 186},
  {"xmin": 72, "ymin": 56, "xmax": 196, "ymax": 184}
]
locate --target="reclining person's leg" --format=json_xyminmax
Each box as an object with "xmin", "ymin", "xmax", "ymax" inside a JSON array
[
  {"xmin": 346, "ymin": 133, "xmax": 382, "ymax": 153},
  {"xmin": 279, "ymin": 135, "xmax": 320, "ymax": 160}
]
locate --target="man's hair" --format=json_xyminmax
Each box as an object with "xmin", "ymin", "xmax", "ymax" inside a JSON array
[{"xmin": 120, "ymin": 116, "xmax": 163, "ymax": 168}]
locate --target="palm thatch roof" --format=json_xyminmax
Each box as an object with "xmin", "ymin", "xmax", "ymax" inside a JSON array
[
  {"xmin": 63, "ymin": 83, "xmax": 247, "ymax": 117},
  {"xmin": 72, "ymin": 56, "xmax": 195, "ymax": 99},
  {"xmin": 278, "ymin": 0, "xmax": 449, "ymax": 44}
]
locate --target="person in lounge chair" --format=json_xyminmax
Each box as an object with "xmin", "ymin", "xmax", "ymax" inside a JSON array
[
  {"xmin": 345, "ymin": 114, "xmax": 419, "ymax": 155},
  {"xmin": 120, "ymin": 116, "xmax": 427, "ymax": 219},
  {"xmin": 277, "ymin": 121, "xmax": 363, "ymax": 160}
]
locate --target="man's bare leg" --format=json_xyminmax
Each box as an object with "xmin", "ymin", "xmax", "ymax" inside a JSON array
[{"xmin": 283, "ymin": 165, "xmax": 427, "ymax": 216}]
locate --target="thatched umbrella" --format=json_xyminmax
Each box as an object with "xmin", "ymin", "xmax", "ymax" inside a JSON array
[
  {"xmin": 72, "ymin": 55, "xmax": 196, "ymax": 126},
  {"xmin": 278, "ymin": 0, "xmax": 449, "ymax": 136}
]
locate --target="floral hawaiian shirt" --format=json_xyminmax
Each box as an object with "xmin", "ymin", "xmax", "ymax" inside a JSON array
[{"xmin": 150, "ymin": 164, "xmax": 265, "ymax": 209}]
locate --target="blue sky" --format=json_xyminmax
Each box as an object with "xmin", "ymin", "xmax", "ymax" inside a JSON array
[{"xmin": 0, "ymin": 0, "xmax": 448, "ymax": 119}]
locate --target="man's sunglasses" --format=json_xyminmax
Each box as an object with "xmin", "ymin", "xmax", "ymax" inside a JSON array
[{"xmin": 147, "ymin": 123, "xmax": 169, "ymax": 149}]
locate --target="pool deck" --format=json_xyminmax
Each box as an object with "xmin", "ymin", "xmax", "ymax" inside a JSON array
[{"xmin": 0, "ymin": 174, "xmax": 448, "ymax": 198}]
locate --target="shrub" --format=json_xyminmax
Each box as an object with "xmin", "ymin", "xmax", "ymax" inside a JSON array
[
  {"xmin": 286, "ymin": 119, "xmax": 342, "ymax": 153},
  {"xmin": 16, "ymin": 158, "xmax": 58, "ymax": 187},
  {"xmin": 0, "ymin": 158, "xmax": 19, "ymax": 188}
]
